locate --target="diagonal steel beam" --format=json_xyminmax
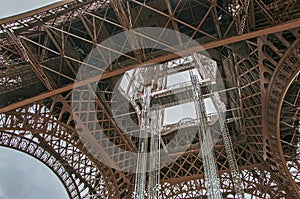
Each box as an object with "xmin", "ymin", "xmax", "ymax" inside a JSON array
[
  {"xmin": 110, "ymin": 0, "xmax": 144, "ymax": 61},
  {"xmin": 131, "ymin": 0, "xmax": 218, "ymax": 40},
  {"xmin": 2, "ymin": 29, "xmax": 131, "ymax": 192},
  {"xmin": 5, "ymin": 29, "xmax": 57, "ymax": 90},
  {"xmin": 1, "ymin": 18, "xmax": 299, "ymax": 113}
]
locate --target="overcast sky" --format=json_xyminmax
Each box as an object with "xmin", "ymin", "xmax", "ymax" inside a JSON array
[
  {"xmin": 0, "ymin": 1, "xmax": 254, "ymax": 198},
  {"xmin": 0, "ymin": 0, "xmax": 61, "ymax": 18},
  {"xmin": 0, "ymin": 2, "xmax": 69, "ymax": 199},
  {"xmin": 0, "ymin": 148, "xmax": 68, "ymax": 199}
]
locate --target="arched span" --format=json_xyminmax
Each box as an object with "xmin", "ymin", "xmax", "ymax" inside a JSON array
[
  {"xmin": 0, "ymin": 131, "xmax": 80, "ymax": 198},
  {"xmin": 264, "ymin": 28, "xmax": 300, "ymax": 197},
  {"xmin": 0, "ymin": 96, "xmax": 127, "ymax": 198}
]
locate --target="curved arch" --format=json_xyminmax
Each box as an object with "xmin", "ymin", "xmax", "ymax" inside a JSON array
[
  {"xmin": 278, "ymin": 72, "xmax": 300, "ymax": 173},
  {"xmin": 264, "ymin": 29, "xmax": 300, "ymax": 197},
  {"xmin": 0, "ymin": 109, "xmax": 111, "ymax": 198},
  {"xmin": 0, "ymin": 97, "xmax": 130, "ymax": 198},
  {"xmin": 0, "ymin": 131, "xmax": 80, "ymax": 198},
  {"xmin": 0, "ymin": 124, "xmax": 110, "ymax": 199},
  {"xmin": 279, "ymin": 72, "xmax": 300, "ymax": 185}
]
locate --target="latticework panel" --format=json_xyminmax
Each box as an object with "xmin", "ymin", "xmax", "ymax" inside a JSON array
[{"xmin": 0, "ymin": 0, "xmax": 299, "ymax": 198}]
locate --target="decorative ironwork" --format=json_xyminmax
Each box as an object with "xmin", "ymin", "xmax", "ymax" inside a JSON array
[{"xmin": 0, "ymin": 0, "xmax": 300, "ymax": 198}]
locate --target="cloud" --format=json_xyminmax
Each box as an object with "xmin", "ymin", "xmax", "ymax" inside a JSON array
[{"xmin": 0, "ymin": 147, "xmax": 68, "ymax": 199}]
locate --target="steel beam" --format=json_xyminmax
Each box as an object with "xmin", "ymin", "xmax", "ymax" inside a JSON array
[{"xmin": 1, "ymin": 19, "xmax": 299, "ymax": 114}]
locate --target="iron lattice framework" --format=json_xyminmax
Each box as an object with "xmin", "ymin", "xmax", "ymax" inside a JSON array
[{"xmin": 0, "ymin": 0, "xmax": 299, "ymax": 198}]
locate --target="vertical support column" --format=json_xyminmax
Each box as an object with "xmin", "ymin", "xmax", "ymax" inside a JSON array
[
  {"xmin": 189, "ymin": 70, "xmax": 222, "ymax": 199},
  {"xmin": 148, "ymin": 108, "xmax": 161, "ymax": 199},
  {"xmin": 133, "ymin": 86, "xmax": 151, "ymax": 199},
  {"xmin": 133, "ymin": 84, "xmax": 162, "ymax": 199}
]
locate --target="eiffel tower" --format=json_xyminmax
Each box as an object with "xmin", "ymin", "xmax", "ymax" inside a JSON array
[{"xmin": 0, "ymin": 0, "xmax": 299, "ymax": 198}]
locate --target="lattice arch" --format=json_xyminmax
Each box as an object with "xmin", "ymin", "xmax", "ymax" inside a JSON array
[
  {"xmin": 0, "ymin": 100, "xmax": 111, "ymax": 199},
  {"xmin": 0, "ymin": 0, "xmax": 300, "ymax": 198},
  {"xmin": 0, "ymin": 131, "xmax": 88, "ymax": 198},
  {"xmin": 0, "ymin": 86, "xmax": 134, "ymax": 198},
  {"xmin": 262, "ymin": 27, "xmax": 300, "ymax": 197}
]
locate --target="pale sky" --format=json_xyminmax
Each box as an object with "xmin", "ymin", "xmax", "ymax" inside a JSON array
[
  {"xmin": 0, "ymin": 0, "xmax": 61, "ymax": 18},
  {"xmin": 0, "ymin": 148, "xmax": 68, "ymax": 199},
  {"xmin": 0, "ymin": 1, "xmax": 252, "ymax": 198},
  {"xmin": 0, "ymin": 1, "xmax": 68, "ymax": 199}
]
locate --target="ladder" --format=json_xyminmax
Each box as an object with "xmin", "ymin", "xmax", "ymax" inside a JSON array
[{"xmin": 211, "ymin": 94, "xmax": 245, "ymax": 198}]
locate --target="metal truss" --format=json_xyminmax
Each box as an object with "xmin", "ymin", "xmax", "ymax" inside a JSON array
[
  {"xmin": 0, "ymin": 100, "xmax": 109, "ymax": 198},
  {"xmin": 0, "ymin": 0, "xmax": 300, "ymax": 198}
]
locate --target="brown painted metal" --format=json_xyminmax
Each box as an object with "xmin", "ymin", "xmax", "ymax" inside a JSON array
[
  {"xmin": 0, "ymin": 0, "xmax": 300, "ymax": 198},
  {"xmin": 1, "ymin": 19, "xmax": 299, "ymax": 114}
]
